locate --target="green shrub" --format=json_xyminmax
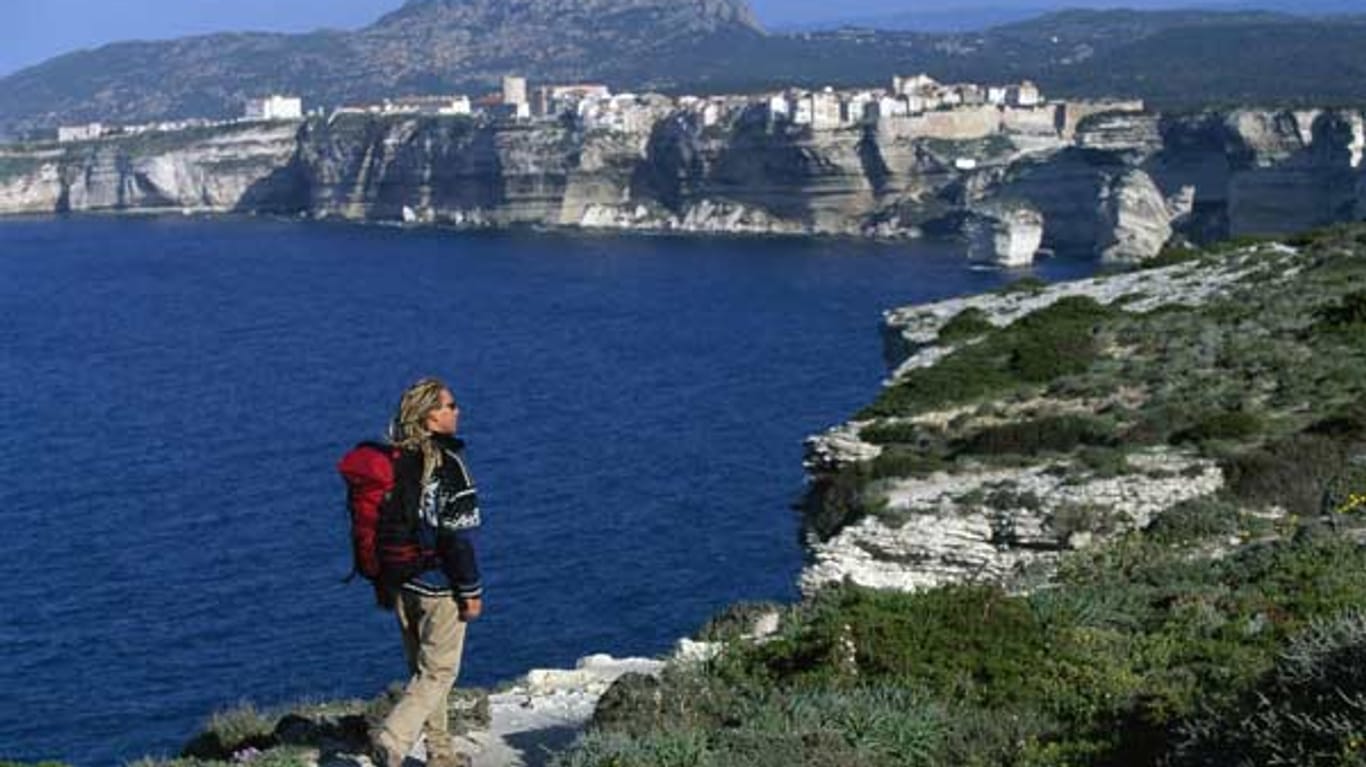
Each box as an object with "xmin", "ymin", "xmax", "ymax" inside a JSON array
[
  {"xmin": 1006, "ymin": 297, "xmax": 1114, "ymax": 384},
  {"xmin": 859, "ymin": 421, "xmax": 935, "ymax": 447},
  {"xmin": 1306, "ymin": 405, "xmax": 1366, "ymax": 442},
  {"xmin": 1223, "ymin": 432, "xmax": 1352, "ymax": 517},
  {"xmin": 748, "ymin": 586, "xmax": 1056, "ymax": 708},
  {"xmin": 1145, "ymin": 496, "xmax": 1245, "ymax": 545},
  {"xmin": 868, "ymin": 448, "xmax": 947, "ymax": 478},
  {"xmin": 957, "ymin": 414, "xmax": 1116, "ymax": 456},
  {"xmin": 997, "ymin": 276, "xmax": 1049, "ymax": 295},
  {"xmin": 1325, "ymin": 465, "xmax": 1366, "ymax": 518},
  {"xmin": 937, "ymin": 307, "xmax": 996, "ymax": 343},
  {"xmin": 1315, "ymin": 289, "xmax": 1366, "ymax": 330},
  {"xmin": 181, "ymin": 702, "xmax": 278, "ymax": 760},
  {"xmin": 1174, "ymin": 610, "xmax": 1366, "ymax": 767},
  {"xmin": 1142, "ymin": 245, "xmax": 1204, "ymax": 270},
  {"xmin": 1124, "ymin": 403, "xmax": 1200, "ymax": 446},
  {"xmin": 1169, "ymin": 410, "xmax": 1264, "ymax": 445},
  {"xmin": 1049, "ymin": 503, "xmax": 1120, "ymax": 539},
  {"xmin": 983, "ymin": 487, "xmax": 1044, "ymax": 512},
  {"xmin": 695, "ymin": 602, "xmax": 785, "ymax": 642},
  {"xmin": 861, "ymin": 297, "xmax": 1115, "ymax": 418},
  {"xmin": 555, "ymin": 729, "xmax": 712, "ymax": 767},
  {"xmin": 801, "ymin": 464, "xmax": 876, "ymax": 541},
  {"xmin": 859, "ymin": 347, "xmax": 1018, "ymax": 417},
  {"xmin": 1077, "ymin": 446, "xmax": 1132, "ymax": 477}
]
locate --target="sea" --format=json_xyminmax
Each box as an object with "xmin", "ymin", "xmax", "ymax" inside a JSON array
[{"xmin": 0, "ymin": 215, "xmax": 1098, "ymax": 765}]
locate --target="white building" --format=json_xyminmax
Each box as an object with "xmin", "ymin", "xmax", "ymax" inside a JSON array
[
  {"xmin": 244, "ymin": 95, "xmax": 303, "ymax": 121},
  {"xmin": 813, "ymin": 90, "xmax": 842, "ymax": 130},
  {"xmin": 502, "ymin": 76, "xmax": 528, "ymax": 108},
  {"xmin": 842, "ymin": 92, "xmax": 877, "ymax": 125},
  {"xmin": 57, "ymin": 123, "xmax": 104, "ymax": 142},
  {"xmin": 766, "ymin": 94, "xmax": 791, "ymax": 121},
  {"xmin": 954, "ymin": 84, "xmax": 986, "ymax": 106},
  {"xmin": 1007, "ymin": 81, "xmax": 1042, "ymax": 107},
  {"xmin": 868, "ymin": 96, "xmax": 910, "ymax": 120},
  {"xmin": 533, "ymin": 84, "xmax": 611, "ymax": 117},
  {"xmin": 687, "ymin": 99, "xmax": 723, "ymax": 128},
  {"xmin": 893, "ymin": 73, "xmax": 938, "ymax": 95},
  {"xmin": 791, "ymin": 90, "xmax": 841, "ymax": 131},
  {"xmin": 382, "ymin": 95, "xmax": 472, "ymax": 116},
  {"xmin": 987, "ymin": 86, "xmax": 1009, "ymax": 106}
]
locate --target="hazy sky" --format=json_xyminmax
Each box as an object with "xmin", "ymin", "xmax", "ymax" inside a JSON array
[{"xmin": 0, "ymin": 0, "xmax": 1319, "ymax": 77}]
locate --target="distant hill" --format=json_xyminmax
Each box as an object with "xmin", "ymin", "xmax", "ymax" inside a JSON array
[
  {"xmin": 4, "ymin": 2, "xmax": 1366, "ymax": 135},
  {"xmin": 669, "ymin": 9, "xmax": 1366, "ymax": 110},
  {"xmin": 772, "ymin": 5, "xmax": 1058, "ymax": 33},
  {"xmin": 0, "ymin": 0, "xmax": 763, "ymax": 134},
  {"xmin": 775, "ymin": 0, "xmax": 1366, "ymax": 33}
]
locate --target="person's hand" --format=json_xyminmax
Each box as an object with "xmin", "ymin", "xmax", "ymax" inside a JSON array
[{"xmin": 459, "ymin": 596, "xmax": 483, "ymax": 621}]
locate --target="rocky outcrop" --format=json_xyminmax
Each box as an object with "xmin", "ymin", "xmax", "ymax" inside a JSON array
[
  {"xmin": 802, "ymin": 248, "xmax": 1296, "ymax": 593},
  {"xmin": 801, "ymin": 450, "xmax": 1224, "ymax": 594},
  {"xmin": 1145, "ymin": 109, "xmax": 1366, "ymax": 241},
  {"xmin": 1096, "ymin": 168, "xmax": 1173, "ymax": 262},
  {"xmin": 965, "ymin": 201, "xmax": 1044, "ymax": 266}
]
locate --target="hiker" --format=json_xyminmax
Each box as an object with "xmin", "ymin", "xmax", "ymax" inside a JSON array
[{"xmin": 369, "ymin": 377, "xmax": 484, "ymax": 767}]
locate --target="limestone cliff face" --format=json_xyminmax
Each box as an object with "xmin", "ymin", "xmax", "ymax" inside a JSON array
[
  {"xmin": 973, "ymin": 108, "xmax": 1366, "ymax": 260},
  {"xmin": 1097, "ymin": 169, "xmax": 1173, "ymax": 263},
  {"xmin": 295, "ymin": 111, "xmax": 912, "ymax": 237},
  {"xmin": 1144, "ymin": 109, "xmax": 1365, "ymax": 241},
  {"xmin": 0, "ymin": 108, "xmax": 1362, "ymax": 255},
  {"xmin": 0, "ymin": 122, "xmax": 302, "ymax": 214},
  {"xmin": 619, "ymin": 113, "xmax": 889, "ymax": 236},
  {"xmin": 298, "ymin": 115, "xmax": 601, "ymax": 227},
  {"xmin": 965, "ymin": 201, "xmax": 1043, "ymax": 266}
]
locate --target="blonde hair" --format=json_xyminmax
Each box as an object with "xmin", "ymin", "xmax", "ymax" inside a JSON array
[{"xmin": 388, "ymin": 376, "xmax": 450, "ymax": 482}]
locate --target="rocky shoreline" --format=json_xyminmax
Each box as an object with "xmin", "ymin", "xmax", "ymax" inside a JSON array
[
  {"xmin": 799, "ymin": 244, "xmax": 1297, "ymax": 595},
  {"xmin": 2, "ymin": 107, "xmax": 1364, "ymax": 264}
]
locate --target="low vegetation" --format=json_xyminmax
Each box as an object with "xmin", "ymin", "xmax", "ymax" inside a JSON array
[
  {"xmin": 120, "ymin": 686, "xmax": 490, "ymax": 767},
  {"xmin": 558, "ymin": 225, "xmax": 1366, "ymax": 766},
  {"xmin": 560, "ymin": 524, "xmax": 1366, "ymax": 767}
]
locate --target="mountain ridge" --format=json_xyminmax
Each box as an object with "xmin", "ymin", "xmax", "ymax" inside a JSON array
[{"xmin": 5, "ymin": 4, "xmax": 1366, "ymax": 136}]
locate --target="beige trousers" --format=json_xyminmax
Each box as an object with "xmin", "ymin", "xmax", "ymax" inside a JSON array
[{"xmin": 378, "ymin": 590, "xmax": 467, "ymax": 759}]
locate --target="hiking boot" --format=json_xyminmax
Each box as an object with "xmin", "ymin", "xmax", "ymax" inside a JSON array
[{"xmin": 369, "ymin": 730, "xmax": 406, "ymax": 767}]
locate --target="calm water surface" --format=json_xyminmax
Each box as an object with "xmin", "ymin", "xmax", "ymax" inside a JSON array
[{"xmin": 0, "ymin": 216, "xmax": 1097, "ymax": 764}]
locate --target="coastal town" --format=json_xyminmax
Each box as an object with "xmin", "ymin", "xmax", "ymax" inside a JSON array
[{"xmin": 45, "ymin": 72, "xmax": 1143, "ymax": 146}]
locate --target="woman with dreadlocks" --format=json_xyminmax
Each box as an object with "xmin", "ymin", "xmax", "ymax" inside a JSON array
[{"xmin": 371, "ymin": 377, "xmax": 482, "ymax": 767}]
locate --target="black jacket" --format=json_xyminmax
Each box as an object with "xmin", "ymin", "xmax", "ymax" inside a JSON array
[{"xmin": 389, "ymin": 434, "xmax": 483, "ymax": 599}]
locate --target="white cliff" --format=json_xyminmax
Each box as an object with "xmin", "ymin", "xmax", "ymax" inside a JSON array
[
  {"xmin": 801, "ymin": 450, "xmax": 1224, "ymax": 595},
  {"xmin": 965, "ymin": 202, "xmax": 1045, "ymax": 266},
  {"xmin": 0, "ymin": 122, "xmax": 303, "ymax": 215},
  {"xmin": 0, "ymin": 108, "xmax": 1364, "ymax": 253},
  {"xmin": 1097, "ymin": 168, "xmax": 1174, "ymax": 262}
]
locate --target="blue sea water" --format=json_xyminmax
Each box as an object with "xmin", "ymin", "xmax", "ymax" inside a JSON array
[{"xmin": 0, "ymin": 216, "xmax": 1097, "ymax": 765}]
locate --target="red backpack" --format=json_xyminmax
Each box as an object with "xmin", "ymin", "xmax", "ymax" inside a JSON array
[
  {"xmin": 338, "ymin": 442, "xmax": 440, "ymax": 602},
  {"xmin": 337, "ymin": 442, "xmax": 396, "ymax": 582}
]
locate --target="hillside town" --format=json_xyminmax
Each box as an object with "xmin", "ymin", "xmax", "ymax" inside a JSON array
[{"xmin": 44, "ymin": 73, "xmax": 1142, "ymax": 146}]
